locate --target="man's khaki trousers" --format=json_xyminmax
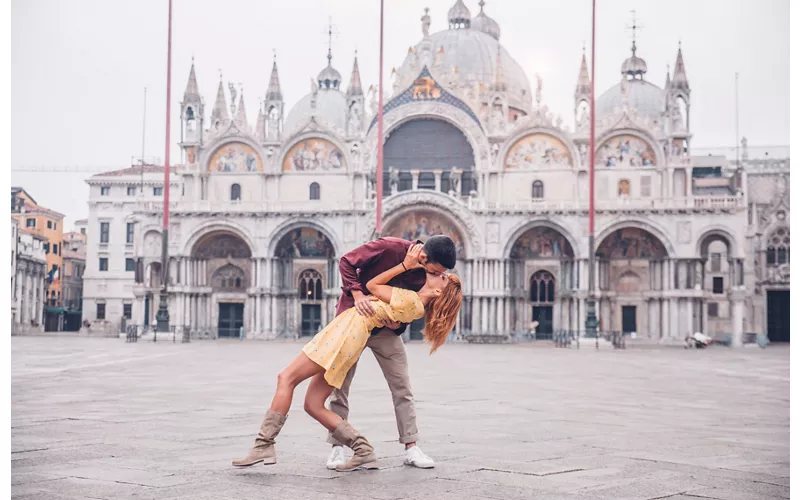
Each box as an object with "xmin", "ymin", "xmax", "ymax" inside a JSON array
[{"xmin": 326, "ymin": 328, "xmax": 419, "ymax": 445}]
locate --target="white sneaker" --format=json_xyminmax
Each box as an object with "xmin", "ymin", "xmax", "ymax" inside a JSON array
[
  {"xmin": 326, "ymin": 445, "xmax": 346, "ymax": 470},
  {"xmin": 404, "ymin": 445, "xmax": 435, "ymax": 469}
]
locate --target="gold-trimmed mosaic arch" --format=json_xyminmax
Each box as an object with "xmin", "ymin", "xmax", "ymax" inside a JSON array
[
  {"xmin": 595, "ymin": 134, "xmax": 656, "ymax": 167},
  {"xmin": 208, "ymin": 142, "xmax": 263, "ymax": 173},
  {"xmin": 283, "ymin": 138, "xmax": 346, "ymax": 172}
]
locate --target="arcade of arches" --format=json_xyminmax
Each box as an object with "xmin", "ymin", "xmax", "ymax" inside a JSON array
[{"xmin": 132, "ymin": 221, "xmax": 749, "ymax": 341}]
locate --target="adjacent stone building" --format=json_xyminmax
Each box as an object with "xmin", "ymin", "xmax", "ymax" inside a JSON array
[
  {"xmin": 83, "ymin": 2, "xmax": 789, "ymax": 344},
  {"xmin": 13, "ymin": 229, "xmax": 47, "ymax": 335}
]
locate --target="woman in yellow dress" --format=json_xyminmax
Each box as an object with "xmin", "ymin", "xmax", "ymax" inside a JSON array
[{"xmin": 233, "ymin": 244, "xmax": 462, "ymax": 472}]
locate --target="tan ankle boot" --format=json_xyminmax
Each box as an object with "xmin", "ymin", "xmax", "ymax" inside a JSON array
[
  {"xmin": 331, "ymin": 421, "xmax": 378, "ymax": 472},
  {"xmin": 232, "ymin": 410, "xmax": 286, "ymax": 467}
]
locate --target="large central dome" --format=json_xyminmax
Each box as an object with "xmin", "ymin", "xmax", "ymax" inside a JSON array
[{"xmin": 394, "ymin": 2, "xmax": 532, "ymax": 113}]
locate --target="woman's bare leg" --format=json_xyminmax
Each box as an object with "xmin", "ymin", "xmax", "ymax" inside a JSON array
[
  {"xmin": 303, "ymin": 372, "xmax": 342, "ymax": 431},
  {"xmin": 269, "ymin": 353, "xmax": 325, "ymax": 416}
]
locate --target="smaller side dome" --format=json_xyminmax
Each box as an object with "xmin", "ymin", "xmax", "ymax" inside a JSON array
[
  {"xmin": 471, "ymin": 0, "xmax": 500, "ymax": 40},
  {"xmin": 448, "ymin": 0, "xmax": 471, "ymax": 29}
]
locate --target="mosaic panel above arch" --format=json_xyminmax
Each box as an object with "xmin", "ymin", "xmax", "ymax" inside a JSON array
[
  {"xmin": 282, "ymin": 138, "xmax": 345, "ymax": 172},
  {"xmin": 275, "ymin": 228, "xmax": 335, "ymax": 259},
  {"xmin": 596, "ymin": 134, "xmax": 656, "ymax": 167},
  {"xmin": 383, "ymin": 209, "xmax": 466, "ymax": 258},
  {"xmin": 505, "ymin": 133, "xmax": 573, "ymax": 168},
  {"xmin": 510, "ymin": 227, "xmax": 574, "ymax": 259},
  {"xmin": 597, "ymin": 228, "xmax": 667, "ymax": 259},
  {"xmin": 192, "ymin": 232, "xmax": 252, "ymax": 259},
  {"xmin": 208, "ymin": 142, "xmax": 263, "ymax": 173}
]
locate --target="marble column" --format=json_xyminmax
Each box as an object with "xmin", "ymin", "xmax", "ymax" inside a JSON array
[
  {"xmin": 410, "ymin": 169, "xmax": 420, "ymax": 190},
  {"xmin": 433, "ymin": 170, "xmax": 442, "ymax": 192},
  {"xmin": 660, "ymin": 299, "xmax": 668, "ymax": 339},
  {"xmin": 255, "ymin": 295, "xmax": 261, "ymax": 336},
  {"xmin": 481, "ymin": 298, "xmax": 489, "ymax": 333},
  {"xmin": 732, "ymin": 297, "xmax": 744, "ymax": 347},
  {"xmin": 669, "ymin": 298, "xmax": 678, "ymax": 338}
]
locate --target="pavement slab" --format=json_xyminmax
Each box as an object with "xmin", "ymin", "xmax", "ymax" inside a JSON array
[{"xmin": 11, "ymin": 337, "xmax": 789, "ymax": 500}]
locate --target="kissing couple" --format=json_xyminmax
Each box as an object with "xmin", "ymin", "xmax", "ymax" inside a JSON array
[{"xmin": 233, "ymin": 235, "xmax": 462, "ymax": 471}]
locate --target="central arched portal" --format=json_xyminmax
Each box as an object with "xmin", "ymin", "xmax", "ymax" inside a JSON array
[
  {"xmin": 383, "ymin": 119, "xmax": 475, "ymax": 196},
  {"xmin": 273, "ymin": 227, "xmax": 336, "ymax": 337},
  {"xmin": 508, "ymin": 226, "xmax": 576, "ymax": 336},
  {"xmin": 596, "ymin": 227, "xmax": 668, "ymax": 335},
  {"xmin": 191, "ymin": 231, "xmax": 252, "ymax": 338},
  {"xmin": 383, "ymin": 208, "xmax": 467, "ymax": 340}
]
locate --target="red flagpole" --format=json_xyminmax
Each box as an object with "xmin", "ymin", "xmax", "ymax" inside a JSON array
[
  {"xmin": 375, "ymin": 0, "xmax": 385, "ymax": 236},
  {"xmin": 585, "ymin": 0, "xmax": 599, "ymax": 342},
  {"xmin": 156, "ymin": 0, "xmax": 173, "ymax": 333}
]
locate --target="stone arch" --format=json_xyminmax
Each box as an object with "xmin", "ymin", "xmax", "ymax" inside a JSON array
[
  {"xmin": 594, "ymin": 128, "xmax": 663, "ymax": 167},
  {"xmin": 595, "ymin": 218, "xmax": 675, "ymax": 258},
  {"xmin": 266, "ymin": 219, "xmax": 343, "ymax": 259},
  {"xmin": 182, "ymin": 221, "xmax": 256, "ymax": 258},
  {"xmin": 503, "ymin": 219, "xmax": 580, "ymax": 260},
  {"xmin": 364, "ymin": 190, "xmax": 482, "ymax": 256},
  {"xmin": 382, "ymin": 206, "xmax": 469, "ymax": 260},
  {"xmin": 529, "ymin": 269, "xmax": 556, "ymax": 303},
  {"xmin": 696, "ymin": 227, "xmax": 739, "ymax": 258},
  {"xmin": 500, "ymin": 127, "xmax": 580, "ymax": 170},
  {"xmin": 298, "ymin": 268, "xmax": 324, "ymax": 301},
  {"xmin": 365, "ymin": 101, "xmax": 490, "ymax": 176},
  {"xmin": 280, "ymin": 132, "xmax": 349, "ymax": 173},
  {"xmin": 141, "ymin": 229, "xmax": 163, "ymax": 259}
]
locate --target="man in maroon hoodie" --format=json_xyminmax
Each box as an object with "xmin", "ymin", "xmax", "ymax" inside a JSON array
[{"xmin": 324, "ymin": 235, "xmax": 457, "ymax": 470}]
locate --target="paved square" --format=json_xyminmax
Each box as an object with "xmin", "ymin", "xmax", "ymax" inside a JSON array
[{"xmin": 12, "ymin": 337, "xmax": 789, "ymax": 500}]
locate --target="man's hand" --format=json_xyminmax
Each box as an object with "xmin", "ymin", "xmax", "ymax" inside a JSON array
[
  {"xmin": 385, "ymin": 319, "xmax": 402, "ymax": 330},
  {"xmin": 352, "ymin": 291, "xmax": 379, "ymax": 317}
]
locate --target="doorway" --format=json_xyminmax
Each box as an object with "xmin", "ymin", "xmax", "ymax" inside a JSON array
[
  {"xmin": 767, "ymin": 290, "xmax": 790, "ymax": 342},
  {"xmin": 144, "ymin": 295, "xmax": 151, "ymax": 327},
  {"xmin": 301, "ymin": 304, "xmax": 322, "ymax": 337},
  {"xmin": 532, "ymin": 306, "xmax": 553, "ymax": 337},
  {"xmin": 621, "ymin": 306, "xmax": 637, "ymax": 333},
  {"xmin": 218, "ymin": 303, "xmax": 244, "ymax": 338}
]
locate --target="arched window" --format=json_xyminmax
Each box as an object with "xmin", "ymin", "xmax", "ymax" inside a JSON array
[
  {"xmin": 309, "ymin": 182, "xmax": 321, "ymax": 200},
  {"xmin": 230, "ymin": 183, "xmax": 241, "ymax": 201},
  {"xmin": 298, "ymin": 269, "xmax": 324, "ymax": 301},
  {"xmin": 211, "ymin": 264, "xmax": 246, "ymax": 290},
  {"xmin": 532, "ymin": 180, "xmax": 544, "ymax": 199},
  {"xmin": 529, "ymin": 270, "xmax": 555, "ymax": 303},
  {"xmin": 767, "ymin": 227, "xmax": 790, "ymax": 265},
  {"xmin": 186, "ymin": 107, "xmax": 196, "ymax": 131}
]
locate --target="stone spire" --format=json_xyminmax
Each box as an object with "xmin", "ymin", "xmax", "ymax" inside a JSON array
[
  {"xmin": 672, "ymin": 42, "xmax": 690, "ymax": 92},
  {"xmin": 234, "ymin": 89, "xmax": 248, "ymax": 129},
  {"xmin": 347, "ymin": 51, "xmax": 363, "ymax": 97},
  {"xmin": 210, "ymin": 75, "xmax": 229, "ymax": 127},
  {"xmin": 574, "ymin": 45, "xmax": 590, "ymax": 101},
  {"xmin": 266, "ymin": 52, "xmax": 282, "ymax": 101},
  {"xmin": 183, "ymin": 58, "xmax": 200, "ymax": 100},
  {"xmin": 492, "ymin": 43, "xmax": 506, "ymax": 91},
  {"xmin": 664, "ymin": 64, "xmax": 671, "ymax": 89},
  {"xmin": 254, "ymin": 103, "xmax": 265, "ymax": 142},
  {"xmin": 421, "ymin": 7, "xmax": 431, "ymax": 37}
]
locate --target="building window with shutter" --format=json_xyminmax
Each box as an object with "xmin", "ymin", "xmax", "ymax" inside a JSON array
[
  {"xmin": 96, "ymin": 303, "xmax": 106, "ymax": 320},
  {"xmin": 230, "ymin": 184, "xmax": 242, "ymax": 201},
  {"xmin": 712, "ymin": 277, "xmax": 724, "ymax": 294},
  {"xmin": 100, "ymin": 222, "xmax": 110, "ymax": 243},
  {"xmin": 126, "ymin": 222, "xmax": 135, "ymax": 244},
  {"xmin": 309, "ymin": 182, "xmax": 321, "ymax": 200},
  {"xmin": 99, "ymin": 257, "xmax": 109, "ymax": 271}
]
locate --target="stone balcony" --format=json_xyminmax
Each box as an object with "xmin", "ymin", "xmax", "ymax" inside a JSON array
[{"xmin": 134, "ymin": 191, "xmax": 744, "ymax": 217}]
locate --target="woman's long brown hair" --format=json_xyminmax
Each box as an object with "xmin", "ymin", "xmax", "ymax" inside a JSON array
[{"xmin": 423, "ymin": 274, "xmax": 462, "ymax": 354}]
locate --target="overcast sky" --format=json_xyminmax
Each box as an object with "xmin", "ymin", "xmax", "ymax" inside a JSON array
[{"xmin": 11, "ymin": 0, "xmax": 789, "ymax": 227}]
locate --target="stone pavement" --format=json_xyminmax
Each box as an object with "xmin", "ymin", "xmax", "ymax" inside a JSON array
[{"xmin": 11, "ymin": 337, "xmax": 789, "ymax": 500}]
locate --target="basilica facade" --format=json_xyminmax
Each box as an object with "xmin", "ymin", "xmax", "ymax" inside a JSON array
[{"xmin": 82, "ymin": 0, "xmax": 790, "ymax": 344}]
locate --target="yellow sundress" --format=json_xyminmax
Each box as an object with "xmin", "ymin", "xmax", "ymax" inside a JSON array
[{"xmin": 302, "ymin": 288, "xmax": 425, "ymax": 389}]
